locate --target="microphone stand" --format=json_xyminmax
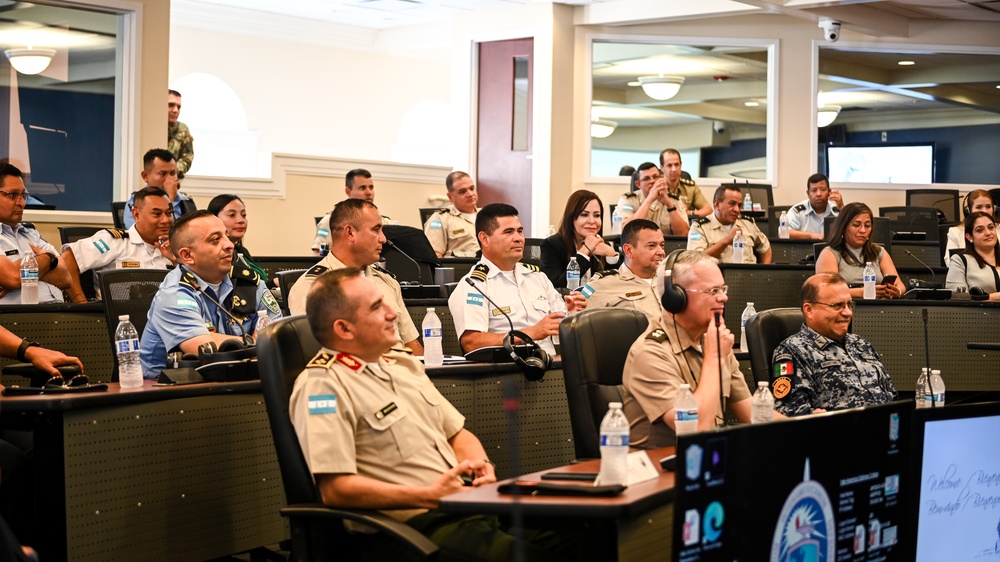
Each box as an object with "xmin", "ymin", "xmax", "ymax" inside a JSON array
[{"xmin": 384, "ymin": 239, "xmax": 423, "ymax": 286}]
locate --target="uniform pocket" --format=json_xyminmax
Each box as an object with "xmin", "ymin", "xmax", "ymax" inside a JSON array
[{"xmin": 362, "ymin": 408, "xmax": 417, "ymax": 465}]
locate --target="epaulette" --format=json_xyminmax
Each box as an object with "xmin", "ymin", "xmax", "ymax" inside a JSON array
[
  {"xmin": 179, "ymin": 270, "xmax": 199, "ymax": 290},
  {"xmin": 519, "ymin": 262, "xmax": 541, "ymax": 273},
  {"xmin": 646, "ymin": 328, "xmax": 668, "ymax": 343},
  {"xmin": 305, "ymin": 264, "xmax": 329, "ymax": 277},
  {"xmin": 679, "ymin": 177, "xmax": 696, "ymax": 187},
  {"xmin": 180, "ymin": 191, "xmax": 193, "ymax": 200},
  {"xmin": 22, "ymin": 222, "xmax": 35, "ymax": 230},
  {"xmin": 307, "ymin": 352, "xmax": 336, "ymax": 368},
  {"xmin": 592, "ymin": 269, "xmax": 619, "ymax": 280},
  {"xmin": 793, "ymin": 203, "xmax": 807, "ymax": 212},
  {"xmin": 740, "ymin": 213, "xmax": 758, "ymax": 224},
  {"xmin": 372, "ymin": 263, "xmax": 396, "ymax": 279},
  {"xmin": 230, "ymin": 257, "xmax": 261, "ymax": 284},
  {"xmin": 103, "ymin": 228, "xmax": 128, "ymax": 239},
  {"xmin": 667, "ymin": 191, "xmax": 680, "ymax": 200},
  {"xmin": 390, "ymin": 345, "xmax": 413, "ymax": 355},
  {"xmin": 621, "ymin": 191, "xmax": 636, "ymax": 198},
  {"xmin": 692, "ymin": 216, "xmax": 710, "ymax": 225}
]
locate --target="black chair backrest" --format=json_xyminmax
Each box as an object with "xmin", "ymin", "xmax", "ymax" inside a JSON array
[
  {"xmin": 905, "ymin": 189, "xmax": 959, "ymax": 223},
  {"xmin": 59, "ymin": 225, "xmax": 104, "ymax": 246},
  {"xmin": 381, "ymin": 225, "xmax": 439, "ymax": 284},
  {"xmin": 111, "ymin": 201, "xmax": 127, "ymax": 229},
  {"xmin": 418, "ymin": 207, "xmax": 439, "ymax": 227},
  {"xmin": 256, "ymin": 315, "xmax": 324, "ymax": 505},
  {"xmin": 275, "ymin": 269, "xmax": 307, "ymax": 316},
  {"xmin": 523, "ymin": 238, "xmax": 544, "ymax": 266},
  {"xmin": 939, "ymin": 223, "xmax": 960, "ymax": 266},
  {"xmin": 98, "ymin": 268, "xmax": 169, "ymax": 377},
  {"xmin": 765, "ymin": 205, "xmax": 792, "ymax": 238},
  {"xmin": 745, "ymin": 308, "xmax": 804, "ymax": 386},
  {"xmin": 406, "ymin": 301, "xmax": 462, "ymax": 356},
  {"xmin": 559, "ymin": 308, "xmax": 649, "ymax": 459},
  {"xmin": 878, "ymin": 206, "xmax": 940, "ymax": 241}
]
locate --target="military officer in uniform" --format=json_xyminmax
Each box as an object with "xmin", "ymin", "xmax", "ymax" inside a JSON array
[
  {"xmin": 124, "ymin": 149, "xmax": 196, "ymax": 230},
  {"xmin": 291, "ymin": 198, "xmax": 422, "ymax": 354},
  {"xmin": 688, "ymin": 185, "xmax": 772, "ymax": 264},
  {"xmin": 580, "ymin": 219, "xmax": 665, "ymax": 322},
  {"xmin": 616, "ymin": 162, "xmax": 691, "ymax": 236},
  {"xmin": 771, "ymin": 273, "xmax": 896, "ymax": 417},
  {"xmin": 449, "ymin": 203, "xmax": 586, "ymax": 357},
  {"xmin": 659, "ymin": 148, "xmax": 711, "ymax": 216},
  {"xmin": 622, "ymin": 251, "xmax": 770, "ymax": 449},
  {"xmin": 311, "ymin": 168, "xmax": 393, "ymax": 255},
  {"xmin": 787, "ymin": 173, "xmax": 843, "ymax": 240},
  {"xmin": 62, "ymin": 186, "xmax": 175, "ymax": 303},
  {"xmin": 167, "ymin": 89, "xmax": 194, "ymax": 179},
  {"xmin": 423, "ymin": 171, "xmax": 480, "ymax": 257},
  {"xmin": 140, "ymin": 211, "xmax": 281, "ymax": 378}
]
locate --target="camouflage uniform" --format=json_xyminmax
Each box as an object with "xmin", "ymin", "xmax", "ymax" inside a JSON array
[
  {"xmin": 579, "ymin": 263, "xmax": 661, "ymax": 322},
  {"xmin": 770, "ymin": 324, "xmax": 896, "ymax": 417},
  {"xmin": 167, "ymin": 121, "xmax": 194, "ymax": 178}
]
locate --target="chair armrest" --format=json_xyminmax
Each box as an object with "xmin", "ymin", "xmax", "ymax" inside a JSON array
[{"xmin": 280, "ymin": 504, "xmax": 439, "ymax": 558}]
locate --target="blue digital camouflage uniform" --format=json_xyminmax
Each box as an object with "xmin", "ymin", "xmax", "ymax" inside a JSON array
[{"xmin": 770, "ymin": 324, "xmax": 896, "ymax": 417}]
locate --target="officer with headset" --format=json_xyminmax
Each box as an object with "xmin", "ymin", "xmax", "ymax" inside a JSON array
[{"xmin": 621, "ymin": 250, "xmax": 778, "ymax": 450}]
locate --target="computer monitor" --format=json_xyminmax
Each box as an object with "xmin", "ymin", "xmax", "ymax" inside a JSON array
[
  {"xmin": 673, "ymin": 401, "xmax": 912, "ymax": 561},
  {"xmin": 911, "ymin": 401, "xmax": 1000, "ymax": 562}
]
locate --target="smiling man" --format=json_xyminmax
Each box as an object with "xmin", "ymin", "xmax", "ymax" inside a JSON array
[
  {"xmin": 580, "ymin": 218, "xmax": 666, "ymax": 322},
  {"xmin": 688, "ymin": 185, "xmax": 771, "ymax": 264},
  {"xmin": 424, "ymin": 171, "xmax": 481, "ymax": 257},
  {"xmin": 771, "ymin": 273, "xmax": 896, "ymax": 417},
  {"xmin": 140, "ymin": 210, "xmax": 281, "ymax": 378}
]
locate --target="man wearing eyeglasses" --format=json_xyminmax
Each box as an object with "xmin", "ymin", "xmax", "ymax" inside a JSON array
[
  {"xmin": 123, "ymin": 148, "xmax": 197, "ymax": 230},
  {"xmin": 621, "ymin": 250, "xmax": 766, "ymax": 449},
  {"xmin": 0, "ymin": 163, "xmax": 71, "ymax": 304},
  {"xmin": 616, "ymin": 162, "xmax": 690, "ymax": 236},
  {"xmin": 688, "ymin": 185, "xmax": 772, "ymax": 264},
  {"xmin": 770, "ymin": 273, "xmax": 896, "ymax": 417}
]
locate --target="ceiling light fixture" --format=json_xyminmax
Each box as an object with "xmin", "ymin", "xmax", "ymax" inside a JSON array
[
  {"xmin": 591, "ymin": 119, "xmax": 617, "ymax": 138},
  {"xmin": 638, "ymin": 75, "xmax": 684, "ymax": 101},
  {"xmin": 817, "ymin": 105, "xmax": 841, "ymax": 128},
  {"xmin": 898, "ymin": 60, "xmax": 915, "ymax": 66},
  {"xmin": 744, "ymin": 101, "xmax": 760, "ymax": 107},
  {"xmin": 5, "ymin": 47, "xmax": 55, "ymax": 75}
]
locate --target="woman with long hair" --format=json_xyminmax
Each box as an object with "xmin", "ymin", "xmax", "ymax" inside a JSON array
[
  {"xmin": 207, "ymin": 194, "xmax": 268, "ymax": 283},
  {"xmin": 946, "ymin": 211, "xmax": 1000, "ymax": 299},
  {"xmin": 816, "ymin": 202, "xmax": 905, "ymax": 299},
  {"xmin": 541, "ymin": 190, "xmax": 617, "ymax": 288}
]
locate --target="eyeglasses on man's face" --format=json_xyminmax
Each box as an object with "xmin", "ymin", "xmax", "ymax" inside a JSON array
[
  {"xmin": 0, "ymin": 190, "xmax": 29, "ymax": 202},
  {"xmin": 810, "ymin": 300, "xmax": 856, "ymax": 312},
  {"xmin": 683, "ymin": 285, "xmax": 728, "ymax": 297}
]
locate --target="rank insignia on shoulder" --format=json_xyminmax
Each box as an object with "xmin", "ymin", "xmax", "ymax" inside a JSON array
[
  {"xmin": 372, "ymin": 264, "xmax": 396, "ymax": 279},
  {"xmin": 307, "ymin": 352, "xmax": 335, "ymax": 368},
  {"xmin": 104, "ymin": 228, "xmax": 128, "ymax": 239},
  {"xmin": 679, "ymin": 177, "xmax": 695, "ymax": 186},
  {"xmin": 335, "ymin": 353, "xmax": 363, "ymax": 371},
  {"xmin": 646, "ymin": 329, "xmax": 667, "ymax": 343},
  {"xmin": 593, "ymin": 269, "xmax": 618, "ymax": 279},
  {"xmin": 772, "ymin": 376, "xmax": 792, "ymax": 399},
  {"xmin": 793, "ymin": 203, "xmax": 807, "ymax": 212},
  {"xmin": 306, "ymin": 264, "xmax": 329, "ymax": 277},
  {"xmin": 692, "ymin": 217, "xmax": 710, "ymax": 225},
  {"xmin": 519, "ymin": 262, "xmax": 541, "ymax": 273}
]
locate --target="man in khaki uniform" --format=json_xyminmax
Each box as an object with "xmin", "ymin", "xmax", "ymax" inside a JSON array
[
  {"xmin": 616, "ymin": 162, "xmax": 691, "ymax": 236},
  {"xmin": 290, "ymin": 268, "xmax": 571, "ymax": 561},
  {"xmin": 311, "ymin": 168, "xmax": 394, "ymax": 254},
  {"xmin": 580, "ymin": 219, "xmax": 665, "ymax": 322},
  {"xmin": 289, "ymin": 198, "xmax": 422, "ymax": 354},
  {"xmin": 622, "ymin": 251, "xmax": 766, "ymax": 449},
  {"xmin": 688, "ymin": 185, "xmax": 772, "ymax": 264},
  {"xmin": 424, "ymin": 171, "xmax": 480, "ymax": 257}
]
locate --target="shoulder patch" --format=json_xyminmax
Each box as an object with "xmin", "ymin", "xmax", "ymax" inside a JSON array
[
  {"xmin": 103, "ymin": 228, "xmax": 128, "ymax": 239},
  {"xmin": 306, "ymin": 264, "xmax": 329, "ymax": 277},
  {"xmin": 792, "ymin": 203, "xmax": 807, "ymax": 212},
  {"xmin": 307, "ymin": 352, "xmax": 336, "ymax": 368},
  {"xmin": 646, "ymin": 328, "xmax": 668, "ymax": 343},
  {"xmin": 372, "ymin": 264, "xmax": 396, "ymax": 279},
  {"xmin": 692, "ymin": 217, "xmax": 710, "ymax": 225},
  {"xmin": 772, "ymin": 375, "xmax": 792, "ymax": 399},
  {"xmin": 519, "ymin": 262, "xmax": 541, "ymax": 273}
]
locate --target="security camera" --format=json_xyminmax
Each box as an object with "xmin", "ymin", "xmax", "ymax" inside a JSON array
[
  {"xmin": 819, "ymin": 18, "xmax": 841, "ymax": 43},
  {"xmin": 713, "ymin": 120, "xmax": 726, "ymax": 134}
]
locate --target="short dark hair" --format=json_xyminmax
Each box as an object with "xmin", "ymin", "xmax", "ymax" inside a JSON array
[
  {"xmin": 143, "ymin": 148, "xmax": 176, "ymax": 170},
  {"xmin": 168, "ymin": 89, "xmax": 181, "ymax": 97},
  {"xmin": 345, "ymin": 168, "xmax": 372, "ymax": 188},
  {"xmin": 0, "ymin": 162, "xmax": 24, "ymax": 186},
  {"xmin": 306, "ymin": 268, "xmax": 364, "ymax": 346},
  {"xmin": 713, "ymin": 185, "xmax": 741, "ymax": 204},
  {"xmin": 169, "ymin": 209, "xmax": 215, "ymax": 250},
  {"xmin": 133, "ymin": 186, "xmax": 169, "ymax": 209},
  {"xmin": 802, "ymin": 272, "xmax": 847, "ymax": 305},
  {"xmin": 634, "ymin": 162, "xmax": 659, "ymax": 190},
  {"xmin": 445, "ymin": 171, "xmax": 471, "ymax": 192},
  {"xmin": 476, "ymin": 203, "xmax": 519, "ymax": 239},
  {"xmin": 807, "ymin": 173, "xmax": 829, "ymax": 188},
  {"xmin": 621, "ymin": 218, "xmax": 660, "ymax": 247},
  {"xmin": 330, "ymin": 198, "xmax": 378, "ymax": 234},
  {"xmin": 207, "ymin": 194, "xmax": 244, "ymax": 216},
  {"xmin": 659, "ymin": 148, "xmax": 681, "ymax": 168}
]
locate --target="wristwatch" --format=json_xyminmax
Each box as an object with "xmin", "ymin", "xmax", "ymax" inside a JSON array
[
  {"xmin": 17, "ymin": 338, "xmax": 40, "ymax": 361},
  {"xmin": 666, "ymin": 207, "xmax": 677, "ymax": 213},
  {"xmin": 45, "ymin": 252, "xmax": 58, "ymax": 270}
]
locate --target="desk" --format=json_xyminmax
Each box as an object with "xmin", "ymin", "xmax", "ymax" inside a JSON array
[
  {"xmin": 1, "ymin": 380, "xmax": 287, "ymax": 562},
  {"xmin": 440, "ymin": 447, "xmax": 675, "ymax": 562},
  {"xmin": 0, "ymin": 303, "xmax": 113, "ymax": 384}
]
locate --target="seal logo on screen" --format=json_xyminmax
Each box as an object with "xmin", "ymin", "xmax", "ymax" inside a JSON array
[
  {"xmin": 770, "ymin": 458, "xmax": 835, "ymax": 562},
  {"xmin": 703, "ymin": 501, "xmax": 725, "ymax": 544}
]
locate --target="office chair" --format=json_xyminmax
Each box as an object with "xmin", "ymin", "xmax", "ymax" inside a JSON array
[
  {"xmin": 878, "ymin": 207, "xmax": 940, "ymax": 241},
  {"xmin": 418, "ymin": 207, "xmax": 439, "ymax": 227},
  {"xmin": 559, "ymin": 308, "xmax": 649, "ymax": 459},
  {"xmin": 98, "ymin": 268, "xmax": 169, "ymax": 380},
  {"xmin": 58, "ymin": 225, "xmax": 104, "ymax": 245},
  {"xmin": 744, "ymin": 308, "xmax": 804, "ymax": 386},
  {"xmin": 110, "ymin": 201, "xmax": 127, "ymax": 229},
  {"xmin": 523, "ymin": 238, "xmax": 545, "ymax": 267},
  {"xmin": 274, "ymin": 269, "xmax": 307, "ymax": 316},
  {"xmin": 256, "ymin": 316, "xmax": 439, "ymax": 561},
  {"xmin": 905, "ymin": 189, "xmax": 960, "ymax": 223}
]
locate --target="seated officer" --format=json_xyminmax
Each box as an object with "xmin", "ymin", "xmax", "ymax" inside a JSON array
[
  {"xmin": 616, "ymin": 162, "xmax": 690, "ymax": 236},
  {"xmin": 771, "ymin": 272, "xmax": 896, "ymax": 416},
  {"xmin": 139, "ymin": 211, "xmax": 281, "ymax": 378},
  {"xmin": 688, "ymin": 185, "xmax": 771, "ymax": 264},
  {"xmin": 311, "ymin": 168, "xmax": 393, "ymax": 255},
  {"xmin": 424, "ymin": 171, "xmax": 480, "ymax": 258},
  {"xmin": 61, "ymin": 186, "xmax": 175, "ymax": 303},
  {"xmin": 291, "ymin": 268, "xmax": 569, "ymax": 561},
  {"xmin": 580, "ymin": 219, "xmax": 665, "ymax": 321},
  {"xmin": 787, "ymin": 173, "xmax": 843, "ymax": 240}
]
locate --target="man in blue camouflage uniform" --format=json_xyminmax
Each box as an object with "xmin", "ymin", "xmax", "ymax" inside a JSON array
[{"xmin": 771, "ymin": 272, "xmax": 896, "ymax": 416}]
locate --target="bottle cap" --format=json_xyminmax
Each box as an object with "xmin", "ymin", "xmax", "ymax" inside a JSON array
[
  {"xmin": 747, "ymin": 302, "xmax": 754, "ymax": 306},
  {"xmin": 427, "ymin": 307, "xmax": 435, "ymax": 312},
  {"xmin": 758, "ymin": 381, "xmax": 769, "ymax": 387},
  {"xmin": 679, "ymin": 383, "xmax": 691, "ymax": 389},
  {"xmin": 118, "ymin": 314, "xmax": 129, "ymax": 321},
  {"xmin": 608, "ymin": 401, "xmax": 622, "ymax": 408}
]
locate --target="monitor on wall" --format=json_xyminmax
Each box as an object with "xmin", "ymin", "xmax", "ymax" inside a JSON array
[{"xmin": 826, "ymin": 143, "xmax": 935, "ymax": 184}]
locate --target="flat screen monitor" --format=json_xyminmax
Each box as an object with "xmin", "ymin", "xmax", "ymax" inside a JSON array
[
  {"xmin": 826, "ymin": 143, "xmax": 935, "ymax": 184},
  {"xmin": 673, "ymin": 401, "xmax": 912, "ymax": 561},
  {"xmin": 912, "ymin": 402, "xmax": 1000, "ymax": 562}
]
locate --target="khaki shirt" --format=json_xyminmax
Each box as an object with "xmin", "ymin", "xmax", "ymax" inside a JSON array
[
  {"xmin": 290, "ymin": 348, "xmax": 465, "ymax": 521},
  {"xmin": 687, "ymin": 213, "xmax": 770, "ymax": 264},
  {"xmin": 423, "ymin": 206, "xmax": 478, "ymax": 257},
  {"xmin": 622, "ymin": 312, "xmax": 751, "ymax": 449},
  {"xmin": 616, "ymin": 178, "xmax": 707, "ymax": 235},
  {"xmin": 311, "ymin": 212, "xmax": 394, "ymax": 252},
  {"xmin": 288, "ymin": 252, "xmax": 419, "ymax": 345},
  {"xmin": 580, "ymin": 263, "xmax": 662, "ymax": 323}
]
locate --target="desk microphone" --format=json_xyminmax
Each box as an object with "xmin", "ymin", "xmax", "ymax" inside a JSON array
[
  {"xmin": 466, "ymin": 277, "xmax": 515, "ymax": 333},
  {"xmin": 383, "ymin": 239, "xmax": 423, "ymax": 286},
  {"xmin": 466, "ymin": 274, "xmax": 551, "ymax": 380},
  {"xmin": 904, "ymin": 250, "xmax": 943, "ymax": 290},
  {"xmin": 184, "ymin": 268, "xmax": 254, "ymax": 347}
]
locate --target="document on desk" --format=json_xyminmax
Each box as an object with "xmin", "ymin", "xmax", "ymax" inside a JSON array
[{"xmin": 626, "ymin": 451, "xmax": 660, "ymax": 486}]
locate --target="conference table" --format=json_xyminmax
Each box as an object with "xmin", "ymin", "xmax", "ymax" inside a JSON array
[{"xmin": 439, "ymin": 447, "xmax": 676, "ymax": 562}]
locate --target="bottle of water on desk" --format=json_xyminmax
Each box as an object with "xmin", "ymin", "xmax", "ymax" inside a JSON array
[
  {"xmin": 740, "ymin": 302, "xmax": 756, "ymax": 351},
  {"xmin": 751, "ymin": 381, "xmax": 774, "ymax": 423},
  {"xmin": 611, "ymin": 206, "xmax": 623, "ymax": 235},
  {"xmin": 596, "ymin": 401, "xmax": 629, "ymax": 486},
  {"xmin": 422, "ymin": 308, "xmax": 443, "ymax": 367},
  {"xmin": 929, "ymin": 369, "xmax": 945, "ymax": 407},
  {"xmin": 115, "ymin": 315, "xmax": 143, "ymax": 389},
  {"xmin": 254, "ymin": 310, "xmax": 270, "ymax": 335},
  {"xmin": 778, "ymin": 211, "xmax": 790, "ymax": 239},
  {"xmin": 675, "ymin": 384, "xmax": 699, "ymax": 436},
  {"xmin": 20, "ymin": 252, "xmax": 38, "ymax": 305},
  {"xmin": 863, "ymin": 262, "xmax": 877, "ymax": 299},
  {"xmin": 732, "ymin": 230, "xmax": 745, "ymax": 263},
  {"xmin": 915, "ymin": 368, "xmax": 929, "ymax": 408},
  {"xmin": 743, "ymin": 192, "xmax": 753, "ymax": 211},
  {"xmin": 566, "ymin": 257, "xmax": 581, "ymax": 291}
]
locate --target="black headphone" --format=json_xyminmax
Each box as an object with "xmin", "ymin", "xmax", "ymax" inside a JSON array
[
  {"xmin": 660, "ymin": 249, "xmax": 688, "ymax": 313},
  {"xmin": 963, "ymin": 191, "xmax": 974, "ymax": 217},
  {"xmin": 503, "ymin": 329, "xmax": 551, "ymax": 382}
]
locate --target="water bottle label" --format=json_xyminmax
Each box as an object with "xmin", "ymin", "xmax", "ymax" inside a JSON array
[
  {"xmin": 600, "ymin": 434, "xmax": 629, "ymax": 447},
  {"xmin": 676, "ymin": 409, "xmax": 698, "ymax": 421},
  {"xmin": 567, "ymin": 272, "xmax": 580, "ymax": 280},
  {"xmin": 864, "ymin": 274, "xmax": 875, "ymax": 282},
  {"xmin": 734, "ymin": 241, "xmax": 744, "ymax": 249},
  {"xmin": 116, "ymin": 339, "xmax": 139, "ymax": 353},
  {"xmin": 423, "ymin": 327, "xmax": 442, "ymax": 338},
  {"xmin": 20, "ymin": 270, "xmax": 38, "ymax": 280}
]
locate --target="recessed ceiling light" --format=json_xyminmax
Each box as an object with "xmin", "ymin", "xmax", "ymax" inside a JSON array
[
  {"xmin": 744, "ymin": 101, "xmax": 759, "ymax": 107},
  {"xmin": 996, "ymin": 85, "xmax": 1000, "ymax": 89},
  {"xmin": 898, "ymin": 60, "xmax": 915, "ymax": 66}
]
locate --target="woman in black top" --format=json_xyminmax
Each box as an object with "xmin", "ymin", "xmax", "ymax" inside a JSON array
[{"xmin": 541, "ymin": 190, "xmax": 617, "ymax": 288}]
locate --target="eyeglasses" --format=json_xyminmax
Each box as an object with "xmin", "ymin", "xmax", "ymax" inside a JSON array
[
  {"xmin": 683, "ymin": 285, "xmax": 728, "ymax": 296},
  {"xmin": 640, "ymin": 173, "xmax": 663, "ymax": 183},
  {"xmin": 44, "ymin": 373, "xmax": 90, "ymax": 388},
  {"xmin": 0, "ymin": 190, "xmax": 29, "ymax": 202},
  {"xmin": 810, "ymin": 300, "xmax": 856, "ymax": 312}
]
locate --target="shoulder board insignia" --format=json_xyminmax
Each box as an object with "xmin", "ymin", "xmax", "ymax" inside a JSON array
[
  {"xmin": 692, "ymin": 217, "xmax": 710, "ymax": 225},
  {"xmin": 435, "ymin": 208, "xmax": 449, "ymax": 215},
  {"xmin": 390, "ymin": 345, "xmax": 413, "ymax": 355},
  {"xmin": 679, "ymin": 177, "xmax": 695, "ymax": 186},
  {"xmin": 667, "ymin": 192, "xmax": 680, "ymax": 200},
  {"xmin": 793, "ymin": 203, "xmax": 807, "ymax": 212},
  {"xmin": 372, "ymin": 264, "xmax": 396, "ymax": 279},
  {"xmin": 230, "ymin": 261, "xmax": 260, "ymax": 283},
  {"xmin": 622, "ymin": 191, "xmax": 635, "ymax": 198},
  {"xmin": 306, "ymin": 352, "xmax": 336, "ymax": 368},
  {"xmin": 519, "ymin": 262, "xmax": 541, "ymax": 273},
  {"xmin": 179, "ymin": 270, "xmax": 199, "ymax": 290},
  {"xmin": 335, "ymin": 353, "xmax": 363, "ymax": 371},
  {"xmin": 646, "ymin": 329, "xmax": 668, "ymax": 343},
  {"xmin": 306, "ymin": 264, "xmax": 329, "ymax": 277},
  {"xmin": 740, "ymin": 213, "xmax": 757, "ymax": 222},
  {"xmin": 593, "ymin": 269, "xmax": 619, "ymax": 279},
  {"xmin": 22, "ymin": 222, "xmax": 35, "ymax": 230},
  {"xmin": 103, "ymin": 228, "xmax": 128, "ymax": 239},
  {"xmin": 179, "ymin": 191, "xmax": 193, "ymax": 200}
]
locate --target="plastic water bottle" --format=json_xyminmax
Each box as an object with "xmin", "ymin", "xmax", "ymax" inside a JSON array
[
  {"xmin": 422, "ymin": 308, "xmax": 443, "ymax": 367},
  {"xmin": 115, "ymin": 314, "xmax": 143, "ymax": 388},
  {"xmin": 20, "ymin": 252, "xmax": 38, "ymax": 305},
  {"xmin": 254, "ymin": 310, "xmax": 270, "ymax": 335},
  {"xmin": 751, "ymin": 381, "xmax": 774, "ymax": 423},
  {"xmin": 566, "ymin": 257, "xmax": 581, "ymax": 290},
  {"xmin": 740, "ymin": 302, "xmax": 756, "ymax": 351},
  {"xmin": 778, "ymin": 211, "xmax": 790, "ymax": 239},
  {"xmin": 929, "ymin": 369, "xmax": 945, "ymax": 407},
  {"xmin": 611, "ymin": 206, "xmax": 623, "ymax": 235},
  {"xmin": 863, "ymin": 262, "xmax": 877, "ymax": 299},
  {"xmin": 743, "ymin": 192, "xmax": 753, "ymax": 211},
  {"xmin": 596, "ymin": 402, "xmax": 629, "ymax": 486},
  {"xmin": 547, "ymin": 224, "xmax": 557, "ymax": 237},
  {"xmin": 732, "ymin": 229, "xmax": 745, "ymax": 263},
  {"xmin": 674, "ymin": 384, "xmax": 699, "ymax": 436},
  {"xmin": 915, "ymin": 368, "xmax": 929, "ymax": 408}
]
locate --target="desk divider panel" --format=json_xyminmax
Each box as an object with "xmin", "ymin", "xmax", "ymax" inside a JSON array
[
  {"xmin": 0, "ymin": 304, "xmax": 114, "ymax": 384},
  {"xmin": 891, "ymin": 241, "xmax": 942, "ymax": 270},
  {"xmin": 719, "ymin": 265, "xmax": 813, "ymax": 332},
  {"xmin": 768, "ymin": 239, "xmax": 817, "ymax": 265},
  {"xmin": 407, "ymin": 299, "xmax": 463, "ymax": 356}
]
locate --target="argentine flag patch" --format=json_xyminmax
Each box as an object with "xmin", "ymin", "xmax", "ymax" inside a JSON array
[
  {"xmin": 466, "ymin": 293, "xmax": 485, "ymax": 307},
  {"xmin": 581, "ymin": 284, "xmax": 595, "ymax": 298},
  {"xmin": 317, "ymin": 228, "xmax": 330, "ymax": 238},
  {"xmin": 308, "ymin": 394, "xmax": 337, "ymax": 415},
  {"xmin": 429, "ymin": 220, "xmax": 443, "ymax": 230},
  {"xmin": 93, "ymin": 239, "xmax": 111, "ymax": 254}
]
